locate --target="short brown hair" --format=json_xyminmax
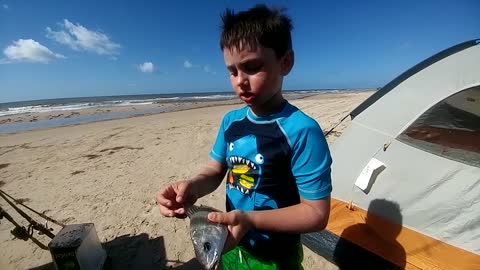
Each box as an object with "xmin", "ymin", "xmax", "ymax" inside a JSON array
[{"xmin": 220, "ymin": 4, "xmax": 293, "ymax": 58}]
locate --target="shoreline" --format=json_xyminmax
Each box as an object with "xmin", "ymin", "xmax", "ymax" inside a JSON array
[
  {"xmin": 0, "ymin": 99, "xmax": 243, "ymax": 135},
  {"xmin": 0, "ymin": 91, "xmax": 372, "ymax": 135}
]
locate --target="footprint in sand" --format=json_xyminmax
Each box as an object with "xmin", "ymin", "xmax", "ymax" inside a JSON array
[
  {"xmin": 84, "ymin": 154, "xmax": 101, "ymax": 160},
  {"xmin": 0, "ymin": 163, "xmax": 10, "ymax": 170},
  {"xmin": 71, "ymin": 170, "xmax": 85, "ymax": 175}
]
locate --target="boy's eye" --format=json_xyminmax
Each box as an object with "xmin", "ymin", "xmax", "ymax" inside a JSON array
[
  {"xmin": 244, "ymin": 63, "xmax": 262, "ymax": 73},
  {"xmin": 228, "ymin": 69, "xmax": 237, "ymax": 77}
]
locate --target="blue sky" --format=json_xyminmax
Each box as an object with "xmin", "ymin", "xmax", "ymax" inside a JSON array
[{"xmin": 0, "ymin": 0, "xmax": 479, "ymax": 102}]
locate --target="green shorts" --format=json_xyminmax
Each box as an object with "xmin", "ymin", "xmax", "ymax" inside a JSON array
[{"xmin": 221, "ymin": 243, "xmax": 304, "ymax": 270}]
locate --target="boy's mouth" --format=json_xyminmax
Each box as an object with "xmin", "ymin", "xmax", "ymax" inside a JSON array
[{"xmin": 239, "ymin": 92, "xmax": 255, "ymax": 103}]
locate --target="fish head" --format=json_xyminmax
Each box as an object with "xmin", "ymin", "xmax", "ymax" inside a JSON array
[{"xmin": 189, "ymin": 207, "xmax": 228, "ymax": 270}]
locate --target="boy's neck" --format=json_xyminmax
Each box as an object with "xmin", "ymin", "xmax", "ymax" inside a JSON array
[{"xmin": 249, "ymin": 91, "xmax": 286, "ymax": 117}]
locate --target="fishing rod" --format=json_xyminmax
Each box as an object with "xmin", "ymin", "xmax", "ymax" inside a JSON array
[
  {"xmin": 0, "ymin": 206, "xmax": 48, "ymax": 250},
  {"xmin": 0, "ymin": 191, "xmax": 55, "ymax": 239},
  {"xmin": 0, "ymin": 189, "xmax": 65, "ymax": 227}
]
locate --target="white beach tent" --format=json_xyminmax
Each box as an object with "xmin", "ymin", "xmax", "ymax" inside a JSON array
[{"xmin": 302, "ymin": 39, "xmax": 480, "ymax": 270}]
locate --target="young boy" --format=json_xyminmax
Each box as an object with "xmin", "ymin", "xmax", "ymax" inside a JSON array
[{"xmin": 157, "ymin": 4, "xmax": 332, "ymax": 269}]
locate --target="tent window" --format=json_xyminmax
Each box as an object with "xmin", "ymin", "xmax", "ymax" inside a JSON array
[{"xmin": 397, "ymin": 86, "xmax": 480, "ymax": 167}]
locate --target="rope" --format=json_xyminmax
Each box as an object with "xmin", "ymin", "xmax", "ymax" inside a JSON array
[{"xmin": 323, "ymin": 114, "xmax": 350, "ymax": 137}]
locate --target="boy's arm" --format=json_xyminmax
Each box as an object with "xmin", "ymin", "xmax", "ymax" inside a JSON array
[
  {"xmin": 247, "ymin": 196, "xmax": 330, "ymax": 232},
  {"xmin": 208, "ymin": 196, "xmax": 330, "ymax": 234},
  {"xmin": 208, "ymin": 196, "xmax": 330, "ymax": 251},
  {"xmin": 189, "ymin": 159, "xmax": 228, "ymax": 199},
  {"xmin": 190, "ymin": 112, "xmax": 230, "ymax": 198},
  {"xmin": 157, "ymin": 159, "xmax": 227, "ymax": 218}
]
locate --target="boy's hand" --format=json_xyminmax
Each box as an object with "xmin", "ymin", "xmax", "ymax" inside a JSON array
[
  {"xmin": 208, "ymin": 210, "xmax": 253, "ymax": 253},
  {"xmin": 157, "ymin": 180, "xmax": 197, "ymax": 218}
]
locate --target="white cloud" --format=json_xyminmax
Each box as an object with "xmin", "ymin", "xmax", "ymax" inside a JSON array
[
  {"xmin": 138, "ymin": 62, "xmax": 154, "ymax": 73},
  {"xmin": 184, "ymin": 60, "xmax": 193, "ymax": 68},
  {"xmin": 1, "ymin": 39, "xmax": 65, "ymax": 64},
  {"xmin": 203, "ymin": 65, "xmax": 216, "ymax": 75},
  {"xmin": 46, "ymin": 19, "xmax": 120, "ymax": 55},
  {"xmin": 183, "ymin": 60, "xmax": 215, "ymax": 74},
  {"xmin": 2, "ymin": 4, "xmax": 8, "ymax": 10}
]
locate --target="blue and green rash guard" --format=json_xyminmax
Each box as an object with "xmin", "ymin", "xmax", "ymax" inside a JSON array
[{"xmin": 210, "ymin": 101, "xmax": 332, "ymax": 259}]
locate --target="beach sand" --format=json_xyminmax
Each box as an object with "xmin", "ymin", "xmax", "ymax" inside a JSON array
[{"xmin": 0, "ymin": 91, "xmax": 373, "ymax": 270}]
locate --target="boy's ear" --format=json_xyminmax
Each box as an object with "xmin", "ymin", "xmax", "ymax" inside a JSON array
[{"xmin": 280, "ymin": 50, "xmax": 294, "ymax": 76}]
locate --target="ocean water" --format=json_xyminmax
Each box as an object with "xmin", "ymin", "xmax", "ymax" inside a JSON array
[
  {"xmin": 0, "ymin": 89, "xmax": 356, "ymax": 134},
  {"xmin": 0, "ymin": 92, "xmax": 239, "ymax": 117}
]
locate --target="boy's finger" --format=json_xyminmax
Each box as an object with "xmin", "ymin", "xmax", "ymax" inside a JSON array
[
  {"xmin": 158, "ymin": 205, "xmax": 175, "ymax": 217},
  {"xmin": 175, "ymin": 186, "xmax": 188, "ymax": 203},
  {"xmin": 156, "ymin": 193, "xmax": 173, "ymax": 207},
  {"xmin": 208, "ymin": 212, "xmax": 232, "ymax": 224},
  {"xmin": 175, "ymin": 181, "xmax": 192, "ymax": 204},
  {"xmin": 176, "ymin": 195, "xmax": 184, "ymax": 204},
  {"xmin": 158, "ymin": 186, "xmax": 176, "ymax": 201},
  {"xmin": 174, "ymin": 208, "xmax": 185, "ymax": 215}
]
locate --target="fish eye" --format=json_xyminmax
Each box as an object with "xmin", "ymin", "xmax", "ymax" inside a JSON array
[
  {"xmin": 203, "ymin": 242, "xmax": 211, "ymax": 252},
  {"xmin": 229, "ymin": 142, "xmax": 234, "ymax": 151},
  {"xmin": 255, "ymin": 153, "xmax": 264, "ymax": 164}
]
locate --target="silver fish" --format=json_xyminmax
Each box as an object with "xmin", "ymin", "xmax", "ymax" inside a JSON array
[{"xmin": 187, "ymin": 205, "xmax": 228, "ymax": 270}]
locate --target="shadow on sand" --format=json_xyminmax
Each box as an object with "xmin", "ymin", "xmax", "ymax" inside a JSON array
[{"xmin": 28, "ymin": 233, "xmax": 203, "ymax": 270}]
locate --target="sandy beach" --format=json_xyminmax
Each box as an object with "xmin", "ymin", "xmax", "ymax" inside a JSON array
[{"xmin": 0, "ymin": 91, "xmax": 373, "ymax": 270}]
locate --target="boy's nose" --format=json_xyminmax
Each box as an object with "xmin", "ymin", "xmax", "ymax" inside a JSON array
[{"xmin": 236, "ymin": 72, "xmax": 249, "ymax": 87}]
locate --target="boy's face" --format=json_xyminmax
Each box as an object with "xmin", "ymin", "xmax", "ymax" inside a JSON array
[{"xmin": 223, "ymin": 44, "xmax": 293, "ymax": 111}]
